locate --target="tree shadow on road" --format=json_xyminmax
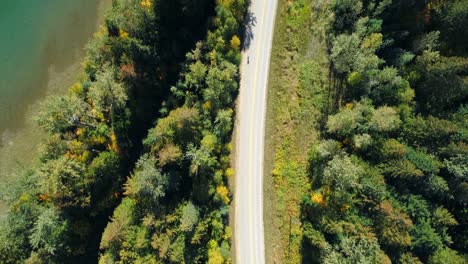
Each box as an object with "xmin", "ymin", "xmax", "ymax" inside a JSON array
[{"xmin": 242, "ymin": 7, "xmax": 257, "ymax": 51}]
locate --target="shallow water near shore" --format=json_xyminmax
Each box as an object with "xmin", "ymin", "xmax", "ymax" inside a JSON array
[{"xmin": 0, "ymin": 0, "xmax": 112, "ymax": 213}]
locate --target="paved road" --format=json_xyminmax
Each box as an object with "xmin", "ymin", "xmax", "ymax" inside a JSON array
[{"xmin": 235, "ymin": 0, "xmax": 278, "ymax": 263}]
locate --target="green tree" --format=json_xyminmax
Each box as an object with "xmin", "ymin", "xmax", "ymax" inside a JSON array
[
  {"xmin": 180, "ymin": 201, "xmax": 200, "ymax": 232},
  {"xmin": 412, "ymin": 221, "xmax": 443, "ymax": 257},
  {"xmin": 413, "ymin": 31, "xmax": 440, "ymax": 54},
  {"xmin": 402, "ymin": 115, "xmax": 458, "ymax": 151},
  {"xmin": 0, "ymin": 196, "xmax": 42, "ymax": 263},
  {"xmin": 315, "ymin": 139, "xmax": 342, "ymax": 160},
  {"xmin": 39, "ymin": 134, "xmax": 68, "ymax": 162},
  {"xmin": 322, "ymin": 236, "xmax": 381, "ymax": 264},
  {"xmin": 369, "ymin": 106, "xmax": 401, "ymax": 133},
  {"xmin": 400, "ymin": 253, "xmax": 423, "ymax": 264},
  {"xmin": 369, "ymin": 67, "xmax": 412, "ymax": 106},
  {"xmin": 432, "ymin": 207, "xmax": 458, "ymax": 228},
  {"xmin": 322, "ymin": 155, "xmax": 363, "ymax": 208},
  {"xmin": 382, "ymin": 159, "xmax": 423, "ymax": 179},
  {"xmin": 352, "ymin": 133, "xmax": 372, "ymax": 150},
  {"xmin": 438, "ymin": 0, "xmax": 468, "ymax": 54},
  {"xmin": 88, "ymin": 65, "xmax": 128, "ymax": 114},
  {"xmin": 429, "ymin": 247, "xmax": 465, "ymax": 264},
  {"xmin": 100, "ymin": 198, "xmax": 137, "ymax": 250},
  {"xmin": 445, "ymin": 154, "xmax": 468, "ymax": 181},
  {"xmin": 105, "ymin": 0, "xmax": 155, "ymax": 39},
  {"xmin": 203, "ymin": 61, "xmax": 238, "ymax": 111},
  {"xmin": 214, "ymin": 108, "xmax": 233, "ymax": 139},
  {"xmin": 38, "ymin": 157, "xmax": 88, "ymax": 208},
  {"xmin": 331, "ymin": 33, "xmax": 361, "ymax": 74},
  {"xmin": 29, "ymin": 207, "xmax": 70, "ymax": 259},
  {"xmin": 326, "ymin": 100, "xmax": 373, "ymax": 138},
  {"xmin": 124, "ymin": 154, "xmax": 168, "ymax": 206},
  {"xmin": 144, "ymin": 107, "xmax": 200, "ymax": 151},
  {"xmin": 331, "ymin": 0, "xmax": 363, "ymax": 33},
  {"xmin": 414, "ymin": 51, "xmax": 468, "ymax": 115},
  {"xmin": 184, "ymin": 60, "xmax": 208, "ymax": 93},
  {"xmin": 186, "ymin": 133, "xmax": 219, "ymax": 176},
  {"xmin": 381, "ymin": 139, "xmax": 407, "ymax": 160},
  {"xmin": 169, "ymin": 235, "xmax": 185, "ymax": 263},
  {"xmin": 86, "ymin": 151, "xmax": 122, "ymax": 210},
  {"xmin": 37, "ymin": 95, "xmax": 95, "ymax": 134}
]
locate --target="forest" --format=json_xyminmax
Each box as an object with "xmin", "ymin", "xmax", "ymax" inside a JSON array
[
  {"xmin": 0, "ymin": 0, "xmax": 466, "ymax": 263},
  {"xmin": 300, "ymin": 0, "xmax": 468, "ymax": 263},
  {"xmin": 0, "ymin": 0, "xmax": 246, "ymax": 263}
]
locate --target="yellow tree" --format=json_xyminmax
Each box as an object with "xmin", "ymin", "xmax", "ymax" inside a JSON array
[{"xmin": 230, "ymin": 35, "xmax": 241, "ymax": 50}]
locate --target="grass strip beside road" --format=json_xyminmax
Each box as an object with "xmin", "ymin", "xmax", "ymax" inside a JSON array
[{"xmin": 263, "ymin": 0, "xmax": 332, "ymax": 262}]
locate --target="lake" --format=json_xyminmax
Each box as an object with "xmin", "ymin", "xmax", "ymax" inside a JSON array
[{"xmin": 0, "ymin": 0, "xmax": 111, "ymax": 212}]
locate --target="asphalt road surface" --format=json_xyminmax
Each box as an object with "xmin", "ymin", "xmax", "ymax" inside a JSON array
[{"xmin": 235, "ymin": 0, "xmax": 278, "ymax": 263}]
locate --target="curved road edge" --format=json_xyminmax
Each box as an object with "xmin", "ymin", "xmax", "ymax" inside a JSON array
[{"xmin": 234, "ymin": 0, "xmax": 278, "ymax": 263}]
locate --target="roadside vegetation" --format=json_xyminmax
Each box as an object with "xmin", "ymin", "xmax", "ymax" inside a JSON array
[
  {"xmin": 264, "ymin": 0, "xmax": 331, "ymax": 262},
  {"xmin": 0, "ymin": 0, "xmax": 246, "ymax": 263},
  {"xmin": 266, "ymin": 0, "xmax": 467, "ymax": 263}
]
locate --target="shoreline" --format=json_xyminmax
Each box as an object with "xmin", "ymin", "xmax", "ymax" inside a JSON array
[
  {"xmin": 0, "ymin": 61, "xmax": 82, "ymax": 179},
  {"xmin": 0, "ymin": 0, "xmax": 112, "ymax": 216}
]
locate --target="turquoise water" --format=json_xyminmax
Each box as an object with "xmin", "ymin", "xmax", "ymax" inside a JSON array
[
  {"xmin": 0, "ymin": 1, "xmax": 111, "ymax": 214},
  {"xmin": 0, "ymin": 0, "xmax": 110, "ymax": 132}
]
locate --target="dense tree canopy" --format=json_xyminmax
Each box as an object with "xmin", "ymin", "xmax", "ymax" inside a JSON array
[
  {"xmin": 301, "ymin": 0, "xmax": 468, "ymax": 262},
  {"xmin": 0, "ymin": 0, "xmax": 229, "ymax": 263}
]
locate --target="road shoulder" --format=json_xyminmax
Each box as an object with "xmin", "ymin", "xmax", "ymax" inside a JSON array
[{"xmin": 263, "ymin": 0, "xmax": 332, "ymax": 262}]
